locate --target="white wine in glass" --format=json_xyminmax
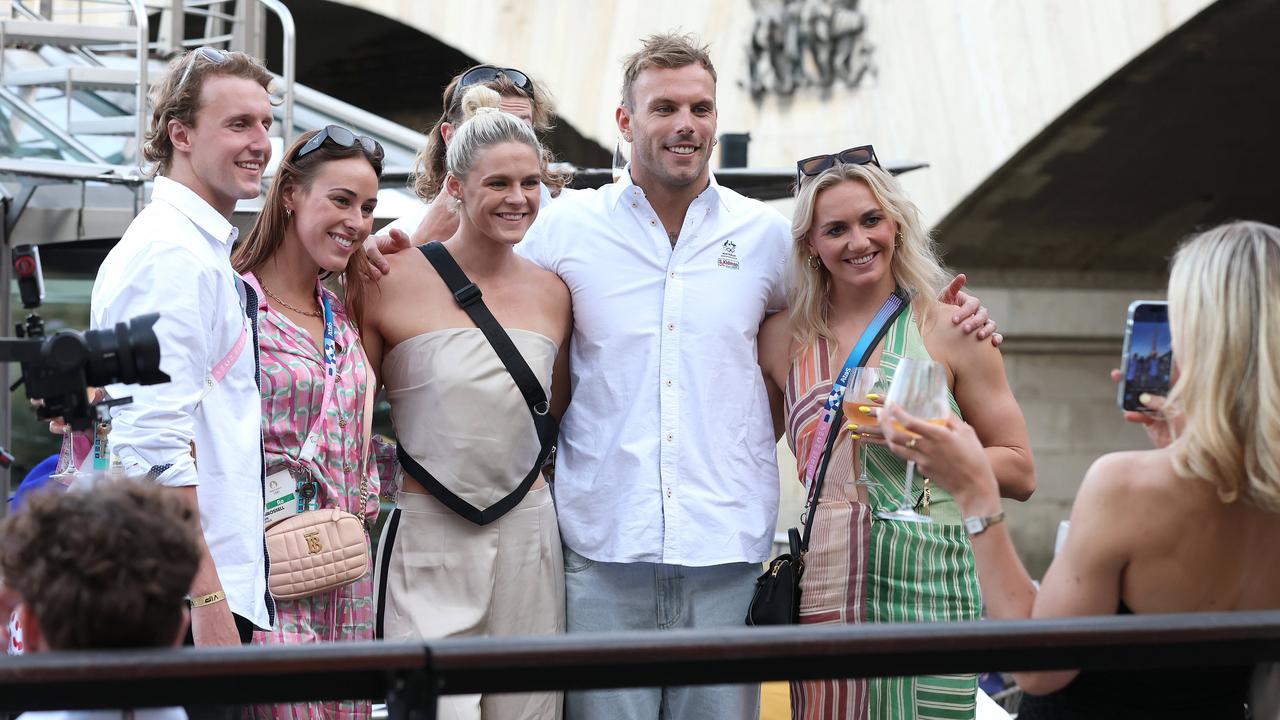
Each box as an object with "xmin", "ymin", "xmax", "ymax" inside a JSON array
[
  {"xmin": 842, "ymin": 367, "xmax": 887, "ymax": 486},
  {"xmin": 876, "ymin": 358, "xmax": 948, "ymax": 522}
]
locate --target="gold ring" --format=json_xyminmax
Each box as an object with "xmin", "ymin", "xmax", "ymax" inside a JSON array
[{"xmin": 906, "ymin": 437, "xmax": 918, "ymax": 450}]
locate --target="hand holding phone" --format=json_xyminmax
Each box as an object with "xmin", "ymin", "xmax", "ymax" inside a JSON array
[{"xmin": 1117, "ymin": 301, "xmax": 1172, "ymax": 412}]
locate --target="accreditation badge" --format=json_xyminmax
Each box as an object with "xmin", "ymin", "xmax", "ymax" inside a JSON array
[{"xmin": 264, "ymin": 467, "xmax": 300, "ymax": 526}]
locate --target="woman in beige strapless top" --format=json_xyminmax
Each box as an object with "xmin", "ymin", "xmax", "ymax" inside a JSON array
[{"xmin": 345, "ymin": 86, "xmax": 572, "ymax": 720}]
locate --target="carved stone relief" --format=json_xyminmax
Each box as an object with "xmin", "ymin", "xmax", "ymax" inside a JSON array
[{"xmin": 744, "ymin": 0, "xmax": 876, "ymax": 100}]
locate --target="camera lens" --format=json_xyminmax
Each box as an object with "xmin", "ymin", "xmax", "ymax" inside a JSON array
[{"xmin": 82, "ymin": 313, "xmax": 170, "ymax": 388}]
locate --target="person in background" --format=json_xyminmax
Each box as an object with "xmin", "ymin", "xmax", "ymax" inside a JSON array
[
  {"xmin": 368, "ymin": 63, "xmax": 569, "ymax": 274},
  {"xmin": 1, "ymin": 478, "xmax": 200, "ymax": 720},
  {"xmin": 230, "ymin": 125, "xmax": 385, "ymax": 720},
  {"xmin": 757, "ymin": 154, "xmax": 1034, "ymax": 719},
  {"xmin": 881, "ymin": 220, "xmax": 1280, "ymax": 720}
]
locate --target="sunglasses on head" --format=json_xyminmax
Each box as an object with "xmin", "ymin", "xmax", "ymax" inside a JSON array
[
  {"xmin": 294, "ymin": 124, "xmax": 385, "ymax": 163},
  {"xmin": 175, "ymin": 46, "xmax": 229, "ymax": 92},
  {"xmin": 795, "ymin": 145, "xmax": 880, "ymax": 186},
  {"xmin": 457, "ymin": 65, "xmax": 534, "ymax": 94}
]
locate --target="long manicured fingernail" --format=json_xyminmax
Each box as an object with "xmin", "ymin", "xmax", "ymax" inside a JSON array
[
  {"xmin": 858, "ymin": 405, "xmax": 871, "ymax": 414},
  {"xmin": 866, "ymin": 393, "xmax": 880, "ymax": 401},
  {"xmin": 847, "ymin": 423, "xmax": 859, "ymax": 431},
  {"xmin": 1139, "ymin": 393, "xmax": 1152, "ymax": 406},
  {"xmin": 850, "ymin": 433, "xmax": 861, "ymax": 440}
]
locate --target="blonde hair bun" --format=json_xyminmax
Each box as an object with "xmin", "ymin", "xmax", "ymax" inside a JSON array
[{"xmin": 459, "ymin": 85, "xmax": 502, "ymax": 121}]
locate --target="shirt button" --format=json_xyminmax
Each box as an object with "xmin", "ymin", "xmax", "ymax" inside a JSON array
[
  {"xmin": 631, "ymin": 202, "xmax": 638, "ymax": 208},
  {"xmin": 665, "ymin": 379, "xmax": 673, "ymax": 387},
  {"xmin": 670, "ymin": 271, "xmax": 677, "ymax": 278},
  {"xmin": 666, "ymin": 488, "xmax": 672, "ymax": 498},
  {"xmin": 666, "ymin": 433, "xmax": 673, "ymax": 442},
  {"xmin": 667, "ymin": 323, "xmax": 675, "ymax": 331},
  {"xmin": 649, "ymin": 218, "xmax": 657, "ymax": 226}
]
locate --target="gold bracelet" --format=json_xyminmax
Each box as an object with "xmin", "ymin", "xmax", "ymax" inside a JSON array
[{"xmin": 189, "ymin": 590, "xmax": 226, "ymax": 608}]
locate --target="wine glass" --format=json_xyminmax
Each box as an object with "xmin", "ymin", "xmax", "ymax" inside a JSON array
[
  {"xmin": 49, "ymin": 427, "xmax": 80, "ymax": 487},
  {"xmin": 876, "ymin": 358, "xmax": 949, "ymax": 523},
  {"xmin": 612, "ymin": 138, "xmax": 629, "ymax": 182},
  {"xmin": 842, "ymin": 367, "xmax": 888, "ymax": 486}
]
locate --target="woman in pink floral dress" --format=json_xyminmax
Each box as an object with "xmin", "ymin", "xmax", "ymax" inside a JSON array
[{"xmin": 231, "ymin": 125, "xmax": 386, "ymax": 720}]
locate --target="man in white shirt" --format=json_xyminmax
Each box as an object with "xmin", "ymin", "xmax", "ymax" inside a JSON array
[
  {"xmin": 517, "ymin": 33, "xmax": 783, "ymax": 719},
  {"xmin": 89, "ymin": 48, "xmax": 276, "ymax": 646},
  {"xmin": 519, "ymin": 34, "xmax": 995, "ymax": 720}
]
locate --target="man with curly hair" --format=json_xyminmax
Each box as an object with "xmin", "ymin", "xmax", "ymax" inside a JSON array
[{"xmin": 1, "ymin": 479, "xmax": 200, "ymax": 652}]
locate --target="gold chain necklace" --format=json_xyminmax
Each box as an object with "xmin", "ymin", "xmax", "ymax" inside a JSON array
[{"xmin": 260, "ymin": 281, "xmax": 322, "ymax": 318}]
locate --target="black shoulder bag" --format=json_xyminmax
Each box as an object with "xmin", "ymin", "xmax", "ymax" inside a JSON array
[
  {"xmin": 746, "ymin": 289, "xmax": 909, "ymax": 626},
  {"xmin": 396, "ymin": 242, "xmax": 558, "ymax": 526}
]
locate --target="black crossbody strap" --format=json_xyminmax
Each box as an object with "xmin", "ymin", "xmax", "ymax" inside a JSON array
[
  {"xmin": 422, "ymin": 242, "xmax": 553, "ymax": 418},
  {"xmin": 394, "ymin": 242, "xmax": 557, "ymax": 526},
  {"xmin": 799, "ymin": 288, "xmax": 910, "ymax": 552}
]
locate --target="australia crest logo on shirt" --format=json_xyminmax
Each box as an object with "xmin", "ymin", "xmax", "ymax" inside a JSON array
[{"xmin": 717, "ymin": 238, "xmax": 740, "ymax": 270}]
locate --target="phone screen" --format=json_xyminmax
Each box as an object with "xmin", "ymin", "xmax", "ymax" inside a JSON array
[{"xmin": 1119, "ymin": 301, "xmax": 1172, "ymax": 411}]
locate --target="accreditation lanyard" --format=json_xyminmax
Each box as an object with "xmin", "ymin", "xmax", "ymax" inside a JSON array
[
  {"xmin": 801, "ymin": 290, "xmax": 907, "ymax": 494},
  {"xmin": 297, "ymin": 289, "xmax": 338, "ymax": 467}
]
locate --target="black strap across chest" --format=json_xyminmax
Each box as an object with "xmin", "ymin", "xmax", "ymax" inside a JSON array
[{"xmin": 394, "ymin": 242, "xmax": 558, "ymax": 525}]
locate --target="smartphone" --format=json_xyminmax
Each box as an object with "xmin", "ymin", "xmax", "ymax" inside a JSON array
[{"xmin": 1117, "ymin": 300, "xmax": 1172, "ymax": 411}]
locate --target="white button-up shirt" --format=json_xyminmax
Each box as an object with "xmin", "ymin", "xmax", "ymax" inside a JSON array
[
  {"xmin": 519, "ymin": 171, "xmax": 790, "ymax": 566},
  {"xmin": 89, "ymin": 176, "xmax": 272, "ymax": 629}
]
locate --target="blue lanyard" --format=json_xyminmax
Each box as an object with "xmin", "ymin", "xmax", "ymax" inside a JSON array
[
  {"xmin": 802, "ymin": 290, "xmax": 907, "ymax": 490},
  {"xmin": 298, "ymin": 289, "xmax": 337, "ymax": 465}
]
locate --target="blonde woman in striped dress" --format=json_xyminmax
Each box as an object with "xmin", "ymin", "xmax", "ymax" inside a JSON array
[
  {"xmin": 758, "ymin": 151, "xmax": 1036, "ymax": 719},
  {"xmin": 232, "ymin": 126, "xmax": 387, "ymax": 720}
]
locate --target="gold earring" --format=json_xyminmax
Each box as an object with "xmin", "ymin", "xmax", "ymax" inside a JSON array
[
  {"xmin": 808, "ymin": 254, "xmax": 821, "ymax": 270},
  {"xmin": 894, "ymin": 231, "xmax": 903, "ymax": 248}
]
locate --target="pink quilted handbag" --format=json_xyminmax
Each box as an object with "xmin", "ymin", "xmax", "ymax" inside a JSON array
[{"xmin": 265, "ymin": 509, "xmax": 369, "ymax": 601}]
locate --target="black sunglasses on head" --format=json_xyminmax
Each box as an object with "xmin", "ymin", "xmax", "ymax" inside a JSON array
[
  {"xmin": 457, "ymin": 65, "xmax": 534, "ymax": 94},
  {"xmin": 294, "ymin": 124, "xmax": 384, "ymax": 163},
  {"xmin": 795, "ymin": 145, "xmax": 880, "ymax": 186}
]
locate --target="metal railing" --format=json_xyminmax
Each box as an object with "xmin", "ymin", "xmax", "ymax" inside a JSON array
[{"xmin": 2, "ymin": 611, "xmax": 1277, "ymax": 719}]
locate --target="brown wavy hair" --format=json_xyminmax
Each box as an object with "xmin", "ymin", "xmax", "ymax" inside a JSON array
[
  {"xmin": 0, "ymin": 479, "xmax": 200, "ymax": 650},
  {"xmin": 411, "ymin": 67, "xmax": 567, "ymax": 202},
  {"xmin": 142, "ymin": 48, "xmax": 274, "ymax": 177},
  {"xmin": 232, "ymin": 128, "xmax": 384, "ymax": 281}
]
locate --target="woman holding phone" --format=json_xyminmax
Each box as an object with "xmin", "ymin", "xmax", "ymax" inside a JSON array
[
  {"xmin": 882, "ymin": 220, "xmax": 1280, "ymax": 719},
  {"xmin": 757, "ymin": 148, "xmax": 1035, "ymax": 719}
]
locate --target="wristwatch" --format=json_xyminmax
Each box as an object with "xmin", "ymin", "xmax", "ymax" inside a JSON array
[{"xmin": 963, "ymin": 510, "xmax": 1005, "ymax": 537}]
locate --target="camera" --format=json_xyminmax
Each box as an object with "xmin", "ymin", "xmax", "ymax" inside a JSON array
[{"xmin": 1, "ymin": 245, "xmax": 170, "ymax": 431}]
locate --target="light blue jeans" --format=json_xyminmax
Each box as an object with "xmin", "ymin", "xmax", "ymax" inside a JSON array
[{"xmin": 563, "ymin": 545, "xmax": 761, "ymax": 720}]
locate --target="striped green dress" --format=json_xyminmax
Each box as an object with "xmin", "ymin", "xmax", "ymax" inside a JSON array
[{"xmin": 863, "ymin": 308, "xmax": 981, "ymax": 719}]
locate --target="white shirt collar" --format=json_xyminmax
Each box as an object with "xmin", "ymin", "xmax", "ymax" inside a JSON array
[
  {"xmin": 611, "ymin": 167, "xmax": 730, "ymax": 215},
  {"xmin": 151, "ymin": 175, "xmax": 239, "ymax": 246}
]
